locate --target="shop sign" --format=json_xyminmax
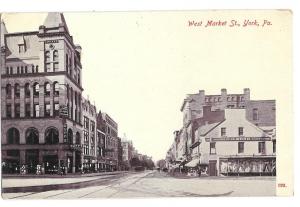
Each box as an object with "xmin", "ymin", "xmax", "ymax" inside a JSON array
[
  {"xmin": 206, "ymin": 137, "xmax": 271, "ymax": 142},
  {"xmin": 45, "ymin": 40, "xmax": 59, "ymax": 44},
  {"xmin": 63, "ymin": 124, "xmax": 67, "ymax": 141},
  {"xmin": 60, "ymin": 105, "xmax": 69, "ymax": 117},
  {"xmin": 70, "ymin": 144, "xmax": 83, "ymax": 151}
]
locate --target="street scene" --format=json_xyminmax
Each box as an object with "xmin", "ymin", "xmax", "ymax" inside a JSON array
[
  {"xmin": 0, "ymin": 11, "xmax": 284, "ymax": 198},
  {"xmin": 2, "ymin": 171, "xmax": 275, "ymax": 198}
]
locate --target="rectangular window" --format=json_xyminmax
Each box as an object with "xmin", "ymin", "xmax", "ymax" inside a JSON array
[
  {"xmin": 45, "ymin": 103, "xmax": 51, "ymax": 117},
  {"xmin": 253, "ymin": 108, "xmax": 259, "ymax": 121},
  {"xmin": 6, "ymin": 104, "xmax": 12, "ymax": 118},
  {"xmin": 84, "ymin": 130, "xmax": 89, "ymax": 143},
  {"xmin": 53, "ymin": 63, "xmax": 59, "ymax": 72},
  {"xmin": 258, "ymin": 142, "xmax": 266, "ymax": 154},
  {"xmin": 221, "ymin": 127, "xmax": 226, "ymax": 136},
  {"xmin": 238, "ymin": 127, "xmax": 244, "ymax": 136},
  {"xmin": 91, "ymin": 134, "xmax": 95, "ymax": 144},
  {"xmin": 15, "ymin": 104, "xmax": 20, "ymax": 118},
  {"xmin": 210, "ymin": 142, "xmax": 216, "ymax": 154},
  {"xmin": 45, "ymin": 63, "xmax": 51, "ymax": 72},
  {"xmin": 19, "ymin": 44, "xmax": 25, "ymax": 53},
  {"xmin": 91, "ymin": 121, "xmax": 95, "ymax": 132},
  {"xmin": 34, "ymin": 104, "xmax": 40, "ymax": 117},
  {"xmin": 273, "ymin": 140, "xmax": 276, "ymax": 153},
  {"xmin": 54, "ymin": 103, "xmax": 59, "ymax": 116},
  {"xmin": 238, "ymin": 142, "xmax": 244, "ymax": 153},
  {"xmin": 25, "ymin": 104, "xmax": 31, "ymax": 117},
  {"xmin": 84, "ymin": 117, "xmax": 89, "ymax": 129}
]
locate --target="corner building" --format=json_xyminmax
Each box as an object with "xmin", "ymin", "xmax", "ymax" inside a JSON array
[{"xmin": 1, "ymin": 13, "xmax": 84, "ymax": 174}]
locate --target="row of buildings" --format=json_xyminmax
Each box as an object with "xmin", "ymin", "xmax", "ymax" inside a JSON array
[
  {"xmin": 0, "ymin": 13, "xmax": 152, "ymax": 174},
  {"xmin": 165, "ymin": 88, "xmax": 276, "ymax": 176}
]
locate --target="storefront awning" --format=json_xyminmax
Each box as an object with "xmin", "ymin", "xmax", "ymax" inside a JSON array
[{"xmin": 185, "ymin": 158, "xmax": 200, "ymax": 167}]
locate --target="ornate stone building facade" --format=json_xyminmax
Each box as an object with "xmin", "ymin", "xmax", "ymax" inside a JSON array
[{"xmin": 1, "ymin": 13, "xmax": 84, "ymax": 174}]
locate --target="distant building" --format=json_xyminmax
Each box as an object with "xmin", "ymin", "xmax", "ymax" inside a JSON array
[
  {"xmin": 97, "ymin": 112, "xmax": 119, "ymax": 171},
  {"xmin": 96, "ymin": 128, "xmax": 106, "ymax": 171}
]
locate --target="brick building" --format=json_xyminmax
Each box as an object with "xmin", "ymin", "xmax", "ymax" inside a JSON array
[
  {"xmin": 82, "ymin": 97, "xmax": 97, "ymax": 172},
  {"xmin": 1, "ymin": 13, "xmax": 84, "ymax": 174},
  {"xmin": 166, "ymin": 88, "xmax": 276, "ymax": 176},
  {"xmin": 96, "ymin": 111, "xmax": 119, "ymax": 171}
]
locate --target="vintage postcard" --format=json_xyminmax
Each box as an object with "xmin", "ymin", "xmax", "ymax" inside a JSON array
[{"xmin": 0, "ymin": 10, "xmax": 293, "ymax": 199}]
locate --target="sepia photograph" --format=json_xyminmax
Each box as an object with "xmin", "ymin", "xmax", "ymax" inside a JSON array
[{"xmin": 0, "ymin": 9, "xmax": 293, "ymax": 199}]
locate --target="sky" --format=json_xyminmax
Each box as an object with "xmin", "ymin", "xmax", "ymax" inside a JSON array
[{"xmin": 1, "ymin": 11, "xmax": 292, "ymax": 162}]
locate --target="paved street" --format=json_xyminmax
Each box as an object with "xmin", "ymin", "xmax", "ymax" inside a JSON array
[{"xmin": 2, "ymin": 171, "xmax": 276, "ymax": 199}]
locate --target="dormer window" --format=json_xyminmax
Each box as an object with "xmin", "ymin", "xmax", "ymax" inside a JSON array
[{"xmin": 18, "ymin": 44, "xmax": 26, "ymax": 53}]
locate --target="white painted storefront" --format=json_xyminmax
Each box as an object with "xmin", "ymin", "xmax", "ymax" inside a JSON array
[{"xmin": 192, "ymin": 109, "xmax": 276, "ymax": 176}]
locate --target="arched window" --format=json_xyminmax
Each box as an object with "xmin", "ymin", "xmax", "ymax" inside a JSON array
[
  {"xmin": 67, "ymin": 129, "xmax": 73, "ymax": 144},
  {"xmin": 25, "ymin": 83, "xmax": 30, "ymax": 97},
  {"xmin": 45, "ymin": 127, "xmax": 59, "ymax": 144},
  {"xmin": 76, "ymin": 132, "xmax": 81, "ymax": 144},
  {"xmin": 45, "ymin": 82, "xmax": 50, "ymax": 96},
  {"xmin": 6, "ymin": 84, "xmax": 12, "ymax": 98},
  {"xmin": 53, "ymin": 82, "xmax": 59, "ymax": 96},
  {"xmin": 36, "ymin": 65, "xmax": 39, "ymax": 73},
  {"xmin": 53, "ymin": 50, "xmax": 58, "ymax": 61},
  {"xmin": 45, "ymin": 51, "xmax": 50, "ymax": 62},
  {"xmin": 14, "ymin": 83, "xmax": 20, "ymax": 98},
  {"xmin": 33, "ymin": 83, "xmax": 39, "ymax": 97},
  {"xmin": 7, "ymin": 128, "xmax": 20, "ymax": 144},
  {"xmin": 26, "ymin": 128, "xmax": 39, "ymax": 144}
]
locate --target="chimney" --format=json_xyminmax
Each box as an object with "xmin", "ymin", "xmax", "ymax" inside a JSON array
[
  {"xmin": 39, "ymin": 25, "xmax": 45, "ymax": 34},
  {"xmin": 58, "ymin": 23, "xmax": 66, "ymax": 32},
  {"xmin": 199, "ymin": 90, "xmax": 205, "ymax": 96},
  {"xmin": 199, "ymin": 90, "xmax": 205, "ymax": 104},
  {"xmin": 243, "ymin": 88, "xmax": 250, "ymax": 101},
  {"xmin": 221, "ymin": 88, "xmax": 227, "ymax": 96},
  {"xmin": 220, "ymin": 88, "xmax": 227, "ymax": 109}
]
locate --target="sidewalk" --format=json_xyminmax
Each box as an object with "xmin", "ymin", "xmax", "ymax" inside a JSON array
[
  {"xmin": 167, "ymin": 172, "xmax": 276, "ymax": 180},
  {"xmin": 2, "ymin": 170, "xmax": 129, "ymax": 179}
]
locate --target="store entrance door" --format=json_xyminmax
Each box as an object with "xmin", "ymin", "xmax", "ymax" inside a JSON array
[
  {"xmin": 44, "ymin": 155, "xmax": 58, "ymax": 174},
  {"xmin": 209, "ymin": 160, "xmax": 217, "ymax": 176},
  {"xmin": 26, "ymin": 150, "xmax": 39, "ymax": 174}
]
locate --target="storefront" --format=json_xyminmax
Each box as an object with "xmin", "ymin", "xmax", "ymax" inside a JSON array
[{"xmin": 219, "ymin": 156, "xmax": 276, "ymax": 176}]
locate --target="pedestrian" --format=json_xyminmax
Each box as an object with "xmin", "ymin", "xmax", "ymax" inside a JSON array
[{"xmin": 60, "ymin": 166, "xmax": 64, "ymax": 176}]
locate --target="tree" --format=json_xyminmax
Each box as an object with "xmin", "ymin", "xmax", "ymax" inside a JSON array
[
  {"xmin": 156, "ymin": 159, "xmax": 166, "ymax": 169},
  {"xmin": 130, "ymin": 157, "xmax": 141, "ymax": 167}
]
